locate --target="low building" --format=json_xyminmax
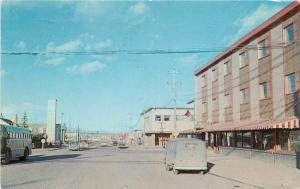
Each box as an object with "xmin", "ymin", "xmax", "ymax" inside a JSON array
[
  {"xmin": 194, "ymin": 1, "xmax": 300, "ymax": 153},
  {"xmin": 29, "ymin": 123, "xmax": 47, "ymax": 135},
  {"xmin": 143, "ymin": 107, "xmax": 194, "ymax": 147}
]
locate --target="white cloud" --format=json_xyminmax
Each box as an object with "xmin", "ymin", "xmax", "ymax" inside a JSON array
[
  {"xmin": 178, "ymin": 54, "xmax": 199, "ymax": 64},
  {"xmin": 44, "ymin": 57, "xmax": 65, "ymax": 66},
  {"xmin": 129, "ymin": 2, "xmax": 148, "ymax": 15},
  {"xmin": 46, "ymin": 33, "xmax": 112, "ymax": 53},
  {"xmin": 223, "ymin": 4, "xmax": 283, "ymax": 45},
  {"xmin": 14, "ymin": 41, "xmax": 26, "ymax": 50},
  {"xmin": 46, "ymin": 39, "xmax": 82, "ymax": 52},
  {"xmin": 74, "ymin": 1, "xmax": 116, "ymax": 22},
  {"xmin": 237, "ymin": 4, "xmax": 282, "ymax": 37},
  {"xmin": 67, "ymin": 61, "xmax": 106, "ymax": 75}
]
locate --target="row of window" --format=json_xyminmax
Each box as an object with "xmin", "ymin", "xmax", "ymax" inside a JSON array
[
  {"xmin": 155, "ymin": 115, "xmax": 170, "ymax": 122},
  {"xmin": 210, "ymin": 130, "xmax": 291, "ymax": 151},
  {"xmin": 201, "ymin": 23, "xmax": 295, "ymax": 86},
  {"xmin": 8, "ymin": 132, "xmax": 31, "ymax": 139},
  {"xmin": 202, "ymin": 72, "xmax": 297, "ymax": 112}
]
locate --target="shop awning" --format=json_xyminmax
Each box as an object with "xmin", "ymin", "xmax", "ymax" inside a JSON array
[
  {"xmin": 200, "ymin": 117, "xmax": 299, "ymax": 132},
  {"xmin": 236, "ymin": 118, "xmax": 299, "ymax": 131}
]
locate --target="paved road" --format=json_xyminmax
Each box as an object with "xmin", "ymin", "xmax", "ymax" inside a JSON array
[{"xmin": 1, "ymin": 146, "xmax": 299, "ymax": 189}]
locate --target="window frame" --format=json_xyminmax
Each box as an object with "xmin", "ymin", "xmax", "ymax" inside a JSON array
[
  {"xmin": 224, "ymin": 61, "xmax": 230, "ymax": 75},
  {"xmin": 155, "ymin": 115, "xmax": 161, "ymax": 122},
  {"xmin": 212, "ymin": 98, "xmax": 218, "ymax": 111},
  {"xmin": 201, "ymin": 74, "xmax": 206, "ymax": 87},
  {"xmin": 240, "ymin": 88, "xmax": 249, "ymax": 105},
  {"xmin": 258, "ymin": 39, "xmax": 269, "ymax": 59},
  {"xmin": 224, "ymin": 94, "xmax": 231, "ymax": 108},
  {"xmin": 239, "ymin": 51, "xmax": 247, "ymax": 68},
  {"xmin": 285, "ymin": 73, "xmax": 297, "ymax": 94},
  {"xmin": 212, "ymin": 68, "xmax": 217, "ymax": 82},
  {"xmin": 202, "ymin": 102, "xmax": 207, "ymax": 113},
  {"xmin": 164, "ymin": 115, "xmax": 170, "ymax": 121},
  {"xmin": 284, "ymin": 23, "xmax": 294, "ymax": 44},
  {"xmin": 259, "ymin": 82, "xmax": 269, "ymax": 100}
]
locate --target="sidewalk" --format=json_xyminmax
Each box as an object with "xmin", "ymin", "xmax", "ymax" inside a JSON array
[{"xmin": 208, "ymin": 152, "xmax": 300, "ymax": 189}]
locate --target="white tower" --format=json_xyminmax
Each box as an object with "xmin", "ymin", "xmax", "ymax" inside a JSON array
[{"xmin": 47, "ymin": 99, "xmax": 57, "ymax": 144}]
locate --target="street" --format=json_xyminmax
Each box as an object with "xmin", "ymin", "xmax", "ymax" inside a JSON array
[{"xmin": 1, "ymin": 145, "xmax": 299, "ymax": 189}]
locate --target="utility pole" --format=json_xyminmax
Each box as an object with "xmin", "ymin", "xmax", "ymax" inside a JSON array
[
  {"xmin": 170, "ymin": 69, "xmax": 178, "ymax": 138},
  {"xmin": 77, "ymin": 125, "xmax": 80, "ymax": 151}
]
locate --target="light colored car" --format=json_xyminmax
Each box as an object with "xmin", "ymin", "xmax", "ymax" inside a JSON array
[
  {"xmin": 165, "ymin": 138, "xmax": 207, "ymax": 174},
  {"xmin": 69, "ymin": 142, "xmax": 80, "ymax": 151},
  {"xmin": 118, "ymin": 141, "xmax": 128, "ymax": 149}
]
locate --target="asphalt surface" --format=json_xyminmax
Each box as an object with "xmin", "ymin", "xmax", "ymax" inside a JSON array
[{"xmin": 1, "ymin": 145, "xmax": 299, "ymax": 189}]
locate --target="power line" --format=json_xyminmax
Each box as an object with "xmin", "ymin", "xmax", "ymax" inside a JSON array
[{"xmin": 2, "ymin": 41, "xmax": 299, "ymax": 56}]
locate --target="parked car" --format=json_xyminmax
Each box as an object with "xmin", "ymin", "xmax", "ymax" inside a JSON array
[
  {"xmin": 118, "ymin": 141, "xmax": 128, "ymax": 149},
  {"xmin": 69, "ymin": 142, "xmax": 80, "ymax": 151},
  {"xmin": 112, "ymin": 140, "xmax": 118, "ymax": 146},
  {"xmin": 165, "ymin": 138, "xmax": 207, "ymax": 174}
]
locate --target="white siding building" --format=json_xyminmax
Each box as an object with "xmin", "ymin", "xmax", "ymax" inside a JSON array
[{"xmin": 143, "ymin": 107, "xmax": 194, "ymax": 147}]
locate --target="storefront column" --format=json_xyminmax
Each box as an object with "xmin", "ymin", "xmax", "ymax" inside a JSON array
[
  {"xmin": 208, "ymin": 132, "xmax": 211, "ymax": 147},
  {"xmin": 273, "ymin": 129, "xmax": 280, "ymax": 152},
  {"xmin": 287, "ymin": 130, "xmax": 292, "ymax": 151},
  {"xmin": 251, "ymin": 131, "xmax": 256, "ymax": 149},
  {"xmin": 234, "ymin": 132, "xmax": 237, "ymax": 147},
  {"xmin": 218, "ymin": 132, "xmax": 222, "ymax": 146},
  {"xmin": 213, "ymin": 133, "xmax": 217, "ymax": 147}
]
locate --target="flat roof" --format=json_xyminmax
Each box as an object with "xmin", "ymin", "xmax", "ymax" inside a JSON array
[
  {"xmin": 194, "ymin": 1, "xmax": 300, "ymax": 76},
  {"xmin": 143, "ymin": 107, "xmax": 193, "ymax": 114}
]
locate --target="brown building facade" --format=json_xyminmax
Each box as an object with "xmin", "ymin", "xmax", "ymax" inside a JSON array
[{"xmin": 194, "ymin": 2, "xmax": 300, "ymax": 152}]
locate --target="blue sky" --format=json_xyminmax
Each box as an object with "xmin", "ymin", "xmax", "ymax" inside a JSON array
[{"xmin": 1, "ymin": 0, "xmax": 290, "ymax": 132}]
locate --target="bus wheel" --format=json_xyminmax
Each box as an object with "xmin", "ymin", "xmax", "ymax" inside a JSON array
[
  {"xmin": 2, "ymin": 149, "xmax": 11, "ymax": 165},
  {"xmin": 173, "ymin": 169, "xmax": 179, "ymax": 175},
  {"xmin": 20, "ymin": 148, "xmax": 29, "ymax": 160}
]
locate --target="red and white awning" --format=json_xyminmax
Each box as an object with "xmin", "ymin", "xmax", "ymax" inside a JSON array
[{"xmin": 200, "ymin": 117, "xmax": 299, "ymax": 132}]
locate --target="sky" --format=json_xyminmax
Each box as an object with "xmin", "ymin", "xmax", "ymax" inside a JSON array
[{"xmin": 1, "ymin": 0, "xmax": 291, "ymax": 132}]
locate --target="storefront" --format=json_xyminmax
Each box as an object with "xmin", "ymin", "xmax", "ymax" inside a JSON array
[{"xmin": 202, "ymin": 118, "xmax": 299, "ymax": 153}]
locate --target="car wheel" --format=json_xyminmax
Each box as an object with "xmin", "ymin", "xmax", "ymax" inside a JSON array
[
  {"xmin": 2, "ymin": 150, "xmax": 11, "ymax": 165},
  {"xmin": 20, "ymin": 148, "xmax": 29, "ymax": 161}
]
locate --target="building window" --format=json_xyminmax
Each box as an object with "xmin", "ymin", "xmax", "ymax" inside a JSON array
[
  {"xmin": 236, "ymin": 132, "xmax": 243, "ymax": 148},
  {"xmin": 285, "ymin": 73, "xmax": 296, "ymax": 94},
  {"xmin": 155, "ymin": 115, "xmax": 161, "ymax": 121},
  {"xmin": 224, "ymin": 94, "xmax": 231, "ymax": 108},
  {"xmin": 240, "ymin": 88, "xmax": 249, "ymax": 104},
  {"xmin": 284, "ymin": 23, "xmax": 294, "ymax": 43},
  {"xmin": 212, "ymin": 69, "xmax": 217, "ymax": 81},
  {"xmin": 212, "ymin": 98, "xmax": 218, "ymax": 110},
  {"xmin": 201, "ymin": 74, "xmax": 206, "ymax": 87},
  {"xmin": 224, "ymin": 61, "xmax": 230, "ymax": 75},
  {"xmin": 202, "ymin": 102, "xmax": 207, "ymax": 113},
  {"xmin": 242, "ymin": 132, "xmax": 251, "ymax": 148},
  {"xmin": 258, "ymin": 39, "xmax": 268, "ymax": 59},
  {"xmin": 164, "ymin": 115, "xmax": 170, "ymax": 121},
  {"xmin": 239, "ymin": 51, "xmax": 247, "ymax": 68},
  {"xmin": 260, "ymin": 82, "xmax": 268, "ymax": 100}
]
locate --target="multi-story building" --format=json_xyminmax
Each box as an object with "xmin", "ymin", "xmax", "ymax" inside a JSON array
[
  {"xmin": 194, "ymin": 1, "xmax": 300, "ymax": 152},
  {"xmin": 143, "ymin": 107, "xmax": 194, "ymax": 147}
]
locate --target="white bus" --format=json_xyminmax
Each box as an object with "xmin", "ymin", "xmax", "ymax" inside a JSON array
[{"xmin": 1, "ymin": 118, "xmax": 32, "ymax": 164}]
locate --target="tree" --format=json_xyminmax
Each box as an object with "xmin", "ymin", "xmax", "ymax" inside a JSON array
[{"xmin": 22, "ymin": 112, "xmax": 29, "ymax": 128}]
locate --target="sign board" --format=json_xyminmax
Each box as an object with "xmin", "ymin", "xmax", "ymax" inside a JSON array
[{"xmin": 41, "ymin": 139, "xmax": 46, "ymax": 144}]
